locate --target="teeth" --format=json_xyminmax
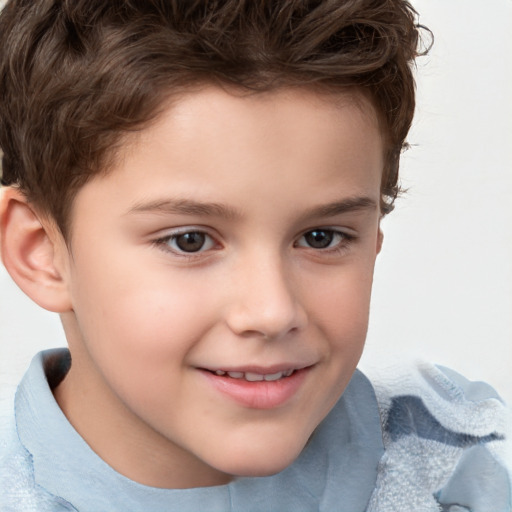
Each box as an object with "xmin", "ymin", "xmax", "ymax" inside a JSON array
[
  {"xmin": 227, "ymin": 371, "xmax": 245, "ymax": 379},
  {"xmin": 214, "ymin": 369, "xmax": 295, "ymax": 381},
  {"xmin": 245, "ymin": 372, "xmax": 264, "ymax": 382},
  {"xmin": 264, "ymin": 372, "xmax": 284, "ymax": 381}
]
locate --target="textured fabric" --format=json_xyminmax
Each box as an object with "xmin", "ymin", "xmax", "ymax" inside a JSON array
[
  {"xmin": 366, "ymin": 362, "xmax": 511, "ymax": 511},
  {"xmin": 0, "ymin": 350, "xmax": 510, "ymax": 511}
]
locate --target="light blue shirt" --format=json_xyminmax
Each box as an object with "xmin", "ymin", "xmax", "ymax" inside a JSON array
[{"xmin": 0, "ymin": 349, "xmax": 510, "ymax": 511}]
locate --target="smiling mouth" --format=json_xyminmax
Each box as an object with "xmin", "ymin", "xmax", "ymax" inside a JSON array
[
  {"xmin": 200, "ymin": 366, "xmax": 311, "ymax": 408},
  {"xmin": 207, "ymin": 369, "xmax": 295, "ymax": 382}
]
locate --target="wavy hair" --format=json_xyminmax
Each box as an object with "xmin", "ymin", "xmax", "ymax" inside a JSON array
[{"xmin": 0, "ymin": 0, "xmax": 429, "ymax": 236}]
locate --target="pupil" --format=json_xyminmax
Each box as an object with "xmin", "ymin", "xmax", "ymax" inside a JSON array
[
  {"xmin": 176, "ymin": 232, "xmax": 205, "ymax": 252},
  {"xmin": 306, "ymin": 230, "xmax": 333, "ymax": 249}
]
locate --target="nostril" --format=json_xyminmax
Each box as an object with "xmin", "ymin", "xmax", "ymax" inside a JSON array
[
  {"xmin": 224, "ymin": 275, "xmax": 307, "ymax": 339},
  {"xmin": 239, "ymin": 329, "xmax": 270, "ymax": 340}
]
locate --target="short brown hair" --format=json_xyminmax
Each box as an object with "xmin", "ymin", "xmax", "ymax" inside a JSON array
[{"xmin": 0, "ymin": 0, "xmax": 427, "ymax": 237}]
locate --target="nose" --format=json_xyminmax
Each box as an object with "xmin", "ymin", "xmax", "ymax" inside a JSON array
[{"xmin": 224, "ymin": 254, "xmax": 307, "ymax": 340}]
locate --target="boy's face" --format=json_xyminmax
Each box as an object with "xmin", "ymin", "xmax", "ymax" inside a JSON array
[{"xmin": 55, "ymin": 87, "xmax": 384, "ymax": 488}]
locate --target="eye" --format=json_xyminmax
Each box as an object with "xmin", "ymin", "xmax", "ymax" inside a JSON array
[
  {"xmin": 296, "ymin": 229, "xmax": 348, "ymax": 249},
  {"xmin": 160, "ymin": 231, "xmax": 216, "ymax": 254}
]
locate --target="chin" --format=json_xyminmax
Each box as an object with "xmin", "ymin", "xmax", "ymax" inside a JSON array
[{"xmin": 210, "ymin": 436, "xmax": 307, "ymax": 478}]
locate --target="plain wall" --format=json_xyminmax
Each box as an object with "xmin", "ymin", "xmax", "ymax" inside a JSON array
[
  {"xmin": 1, "ymin": 0, "xmax": 511, "ymax": 402},
  {"xmin": 359, "ymin": 0, "xmax": 512, "ymax": 402}
]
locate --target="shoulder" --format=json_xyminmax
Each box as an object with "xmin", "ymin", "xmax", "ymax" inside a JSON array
[
  {"xmin": 0, "ymin": 380, "xmax": 74, "ymax": 511},
  {"xmin": 364, "ymin": 362, "xmax": 511, "ymax": 512}
]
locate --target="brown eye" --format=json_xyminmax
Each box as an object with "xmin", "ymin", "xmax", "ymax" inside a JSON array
[
  {"xmin": 159, "ymin": 231, "xmax": 216, "ymax": 254},
  {"xmin": 175, "ymin": 232, "xmax": 207, "ymax": 252},
  {"xmin": 303, "ymin": 230, "xmax": 335, "ymax": 249}
]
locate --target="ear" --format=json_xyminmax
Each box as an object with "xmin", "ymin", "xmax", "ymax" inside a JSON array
[
  {"xmin": 0, "ymin": 188, "xmax": 72, "ymax": 312},
  {"xmin": 376, "ymin": 226, "xmax": 384, "ymax": 254}
]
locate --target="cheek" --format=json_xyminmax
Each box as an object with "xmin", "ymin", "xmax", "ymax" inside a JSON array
[
  {"xmin": 68, "ymin": 254, "xmax": 215, "ymax": 388},
  {"xmin": 72, "ymin": 246, "xmax": 204, "ymax": 339},
  {"xmin": 308, "ymin": 263, "xmax": 374, "ymax": 340},
  {"xmin": 70, "ymin": 282, "xmax": 201, "ymax": 415},
  {"xmin": 295, "ymin": 272, "xmax": 373, "ymax": 435},
  {"xmin": 82, "ymin": 289, "xmax": 205, "ymax": 366}
]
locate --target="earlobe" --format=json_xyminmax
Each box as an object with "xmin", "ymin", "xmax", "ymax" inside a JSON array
[
  {"xmin": 376, "ymin": 228, "xmax": 384, "ymax": 254},
  {"xmin": 0, "ymin": 188, "xmax": 72, "ymax": 312}
]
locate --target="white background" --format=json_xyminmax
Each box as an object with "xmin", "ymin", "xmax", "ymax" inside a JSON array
[{"xmin": 1, "ymin": 0, "xmax": 511, "ymax": 402}]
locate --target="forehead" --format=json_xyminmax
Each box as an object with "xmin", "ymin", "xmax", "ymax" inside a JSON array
[
  {"xmin": 120, "ymin": 86, "xmax": 382, "ymax": 171},
  {"xmin": 70, "ymin": 86, "xmax": 384, "ymax": 231},
  {"xmin": 121, "ymin": 84, "xmax": 382, "ymax": 151}
]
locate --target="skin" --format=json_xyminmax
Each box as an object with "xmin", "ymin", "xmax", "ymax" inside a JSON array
[{"xmin": 30, "ymin": 87, "xmax": 385, "ymax": 488}]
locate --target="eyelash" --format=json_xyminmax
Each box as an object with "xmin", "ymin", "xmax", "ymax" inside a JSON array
[
  {"xmin": 152, "ymin": 229, "xmax": 218, "ymax": 259},
  {"xmin": 294, "ymin": 229, "xmax": 354, "ymax": 254},
  {"xmin": 152, "ymin": 227, "xmax": 355, "ymax": 259}
]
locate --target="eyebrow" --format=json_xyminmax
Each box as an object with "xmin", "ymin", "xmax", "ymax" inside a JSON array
[
  {"xmin": 127, "ymin": 198, "xmax": 242, "ymax": 220},
  {"xmin": 126, "ymin": 195, "xmax": 377, "ymax": 220},
  {"xmin": 303, "ymin": 196, "xmax": 378, "ymax": 218}
]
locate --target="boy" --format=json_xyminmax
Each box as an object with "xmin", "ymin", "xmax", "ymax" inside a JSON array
[{"xmin": 0, "ymin": 1, "xmax": 509, "ymax": 511}]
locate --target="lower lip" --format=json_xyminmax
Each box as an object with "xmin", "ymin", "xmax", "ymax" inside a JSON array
[{"xmin": 201, "ymin": 368, "xmax": 310, "ymax": 409}]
